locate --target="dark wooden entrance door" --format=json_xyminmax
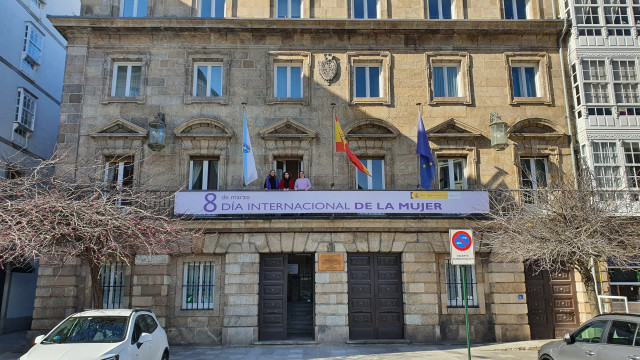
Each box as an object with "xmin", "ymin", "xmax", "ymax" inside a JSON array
[
  {"xmin": 348, "ymin": 253, "xmax": 404, "ymax": 340},
  {"xmin": 525, "ymin": 266, "xmax": 579, "ymax": 339},
  {"xmin": 259, "ymin": 254, "xmax": 288, "ymax": 341}
]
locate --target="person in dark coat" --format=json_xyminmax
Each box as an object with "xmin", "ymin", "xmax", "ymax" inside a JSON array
[{"xmin": 264, "ymin": 170, "xmax": 279, "ymax": 190}]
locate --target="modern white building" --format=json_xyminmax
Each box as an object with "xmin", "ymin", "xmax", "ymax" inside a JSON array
[
  {"xmin": 0, "ymin": 0, "xmax": 79, "ymax": 334},
  {"xmin": 563, "ymin": 0, "xmax": 640, "ymax": 309}
]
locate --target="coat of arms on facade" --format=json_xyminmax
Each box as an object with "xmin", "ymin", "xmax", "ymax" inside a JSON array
[{"xmin": 318, "ymin": 54, "xmax": 339, "ymax": 84}]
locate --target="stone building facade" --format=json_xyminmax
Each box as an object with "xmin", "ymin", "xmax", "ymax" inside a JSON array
[{"xmin": 34, "ymin": 0, "xmax": 588, "ymax": 345}]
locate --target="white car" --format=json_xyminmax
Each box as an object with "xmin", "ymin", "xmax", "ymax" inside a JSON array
[{"xmin": 20, "ymin": 309, "xmax": 169, "ymax": 360}]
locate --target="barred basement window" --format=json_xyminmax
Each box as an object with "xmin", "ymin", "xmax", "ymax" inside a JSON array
[
  {"xmin": 445, "ymin": 260, "xmax": 478, "ymax": 308},
  {"xmin": 101, "ymin": 263, "xmax": 125, "ymax": 309},
  {"xmin": 182, "ymin": 262, "xmax": 215, "ymax": 310}
]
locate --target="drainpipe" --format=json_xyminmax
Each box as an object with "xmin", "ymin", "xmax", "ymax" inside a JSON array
[{"xmin": 557, "ymin": 14, "xmax": 579, "ymax": 189}]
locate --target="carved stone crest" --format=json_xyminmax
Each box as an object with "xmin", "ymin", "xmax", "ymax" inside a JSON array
[{"xmin": 318, "ymin": 54, "xmax": 339, "ymax": 84}]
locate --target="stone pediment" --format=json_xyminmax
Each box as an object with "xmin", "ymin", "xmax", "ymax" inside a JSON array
[
  {"xmin": 174, "ymin": 118, "xmax": 234, "ymax": 139},
  {"xmin": 344, "ymin": 119, "xmax": 398, "ymax": 140},
  {"xmin": 88, "ymin": 118, "xmax": 148, "ymax": 138},
  {"xmin": 259, "ymin": 119, "xmax": 317, "ymax": 140},
  {"xmin": 509, "ymin": 118, "xmax": 566, "ymax": 141},
  {"xmin": 426, "ymin": 118, "xmax": 482, "ymax": 139}
]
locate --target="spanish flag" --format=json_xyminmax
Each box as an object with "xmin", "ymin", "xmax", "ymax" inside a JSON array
[{"xmin": 335, "ymin": 114, "xmax": 371, "ymax": 177}]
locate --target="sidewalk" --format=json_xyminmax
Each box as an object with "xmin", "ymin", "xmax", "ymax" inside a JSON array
[{"xmin": 0, "ymin": 330, "xmax": 550, "ymax": 360}]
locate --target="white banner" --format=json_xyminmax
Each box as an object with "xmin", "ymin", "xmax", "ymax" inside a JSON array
[{"xmin": 174, "ymin": 191, "xmax": 489, "ymax": 216}]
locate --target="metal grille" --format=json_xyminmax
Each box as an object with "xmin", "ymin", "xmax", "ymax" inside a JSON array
[
  {"xmin": 183, "ymin": 262, "xmax": 215, "ymax": 310},
  {"xmin": 445, "ymin": 260, "xmax": 478, "ymax": 308},
  {"xmin": 101, "ymin": 263, "xmax": 125, "ymax": 309}
]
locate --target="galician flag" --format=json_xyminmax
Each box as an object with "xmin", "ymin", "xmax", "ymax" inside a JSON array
[
  {"xmin": 335, "ymin": 114, "xmax": 371, "ymax": 177},
  {"xmin": 417, "ymin": 111, "xmax": 436, "ymax": 189},
  {"xmin": 242, "ymin": 112, "xmax": 258, "ymax": 186}
]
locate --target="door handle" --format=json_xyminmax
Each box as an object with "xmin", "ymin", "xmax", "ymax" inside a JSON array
[{"xmin": 585, "ymin": 350, "xmax": 596, "ymax": 356}]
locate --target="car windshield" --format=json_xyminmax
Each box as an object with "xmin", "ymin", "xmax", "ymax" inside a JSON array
[{"xmin": 43, "ymin": 316, "xmax": 129, "ymax": 344}]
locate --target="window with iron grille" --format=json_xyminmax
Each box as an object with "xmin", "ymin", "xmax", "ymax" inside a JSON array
[
  {"xmin": 101, "ymin": 263, "xmax": 125, "ymax": 309},
  {"xmin": 445, "ymin": 260, "xmax": 478, "ymax": 308},
  {"xmin": 182, "ymin": 262, "xmax": 215, "ymax": 310}
]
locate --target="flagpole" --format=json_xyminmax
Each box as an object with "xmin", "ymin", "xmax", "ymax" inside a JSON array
[
  {"xmin": 331, "ymin": 103, "xmax": 336, "ymax": 189},
  {"xmin": 242, "ymin": 102, "xmax": 247, "ymax": 190},
  {"xmin": 416, "ymin": 103, "xmax": 422, "ymax": 190}
]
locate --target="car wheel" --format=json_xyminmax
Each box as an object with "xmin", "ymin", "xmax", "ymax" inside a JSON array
[
  {"xmin": 538, "ymin": 356, "xmax": 553, "ymax": 360},
  {"xmin": 161, "ymin": 349, "xmax": 169, "ymax": 360}
]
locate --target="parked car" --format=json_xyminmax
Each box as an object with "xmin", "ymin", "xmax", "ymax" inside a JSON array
[
  {"xmin": 20, "ymin": 308, "xmax": 169, "ymax": 360},
  {"xmin": 538, "ymin": 313, "xmax": 640, "ymax": 360}
]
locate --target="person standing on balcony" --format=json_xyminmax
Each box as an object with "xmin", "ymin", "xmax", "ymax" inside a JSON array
[
  {"xmin": 294, "ymin": 171, "xmax": 311, "ymax": 191},
  {"xmin": 279, "ymin": 171, "xmax": 294, "ymax": 191},
  {"xmin": 264, "ymin": 170, "xmax": 279, "ymax": 190}
]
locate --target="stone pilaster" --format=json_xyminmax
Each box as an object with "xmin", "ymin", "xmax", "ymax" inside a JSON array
[
  {"xmin": 133, "ymin": 255, "xmax": 171, "ymax": 327},
  {"xmin": 402, "ymin": 244, "xmax": 440, "ymax": 343},
  {"xmin": 221, "ymin": 249, "xmax": 259, "ymax": 346},
  {"xmin": 487, "ymin": 260, "xmax": 530, "ymax": 342},
  {"xmin": 314, "ymin": 251, "xmax": 349, "ymax": 343}
]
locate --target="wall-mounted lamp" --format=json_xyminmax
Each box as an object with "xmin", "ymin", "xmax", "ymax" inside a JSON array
[
  {"xmin": 148, "ymin": 112, "xmax": 166, "ymax": 151},
  {"xmin": 489, "ymin": 112, "xmax": 508, "ymax": 151}
]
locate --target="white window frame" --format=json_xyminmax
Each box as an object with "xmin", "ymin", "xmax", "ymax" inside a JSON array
[
  {"xmin": 354, "ymin": 64, "xmax": 383, "ymax": 98},
  {"xmin": 520, "ymin": 157, "xmax": 549, "ymax": 190},
  {"xmin": 581, "ymin": 59, "xmax": 611, "ymax": 105},
  {"xmin": 623, "ymin": 141, "xmax": 640, "ymax": 189},
  {"xmin": 198, "ymin": 0, "xmax": 226, "ymax": 17},
  {"xmin": 276, "ymin": 0, "xmax": 302, "ymax": 18},
  {"xmin": 101, "ymin": 262, "xmax": 126, "ymax": 309},
  {"xmin": 438, "ymin": 158, "xmax": 467, "ymax": 190},
  {"xmin": 445, "ymin": 261, "xmax": 478, "ymax": 307},
  {"xmin": 430, "ymin": 0, "xmax": 454, "ymax": 19},
  {"xmin": 104, "ymin": 160, "xmax": 134, "ymax": 190},
  {"xmin": 120, "ymin": 0, "xmax": 146, "ymax": 17},
  {"xmin": 189, "ymin": 159, "xmax": 220, "ymax": 190},
  {"xmin": 512, "ymin": 63, "xmax": 539, "ymax": 97},
  {"xmin": 355, "ymin": 159, "xmax": 385, "ymax": 190},
  {"xmin": 182, "ymin": 262, "xmax": 215, "ymax": 310},
  {"xmin": 612, "ymin": 60, "xmax": 639, "ymax": 104},
  {"xmin": 591, "ymin": 141, "xmax": 622, "ymax": 189},
  {"xmin": 192, "ymin": 63, "xmax": 223, "ymax": 97},
  {"xmin": 274, "ymin": 64, "xmax": 303, "ymax": 98},
  {"xmin": 504, "ymin": 0, "xmax": 529, "ymax": 19},
  {"xmin": 22, "ymin": 23, "xmax": 43, "ymax": 70},
  {"xmin": 432, "ymin": 64, "xmax": 461, "ymax": 98},
  {"xmin": 111, "ymin": 62, "xmax": 142, "ymax": 97},
  {"xmin": 351, "ymin": 0, "xmax": 379, "ymax": 19},
  {"xmin": 15, "ymin": 88, "xmax": 36, "ymax": 131}
]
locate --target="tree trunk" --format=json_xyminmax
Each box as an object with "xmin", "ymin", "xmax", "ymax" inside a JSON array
[
  {"xmin": 89, "ymin": 262, "xmax": 104, "ymax": 309},
  {"xmin": 579, "ymin": 268, "xmax": 601, "ymax": 318}
]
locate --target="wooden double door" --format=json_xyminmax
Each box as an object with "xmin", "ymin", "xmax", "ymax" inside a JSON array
[
  {"xmin": 347, "ymin": 253, "xmax": 404, "ymax": 340},
  {"xmin": 525, "ymin": 266, "xmax": 580, "ymax": 339}
]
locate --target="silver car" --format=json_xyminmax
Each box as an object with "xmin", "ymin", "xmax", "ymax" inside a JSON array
[{"xmin": 538, "ymin": 313, "xmax": 640, "ymax": 360}]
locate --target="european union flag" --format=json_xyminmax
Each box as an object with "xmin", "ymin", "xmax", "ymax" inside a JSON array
[{"xmin": 417, "ymin": 113, "xmax": 436, "ymax": 190}]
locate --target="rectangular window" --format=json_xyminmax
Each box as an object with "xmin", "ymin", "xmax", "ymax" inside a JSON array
[
  {"xmin": 445, "ymin": 260, "xmax": 478, "ymax": 307},
  {"xmin": 356, "ymin": 159, "xmax": 384, "ymax": 190},
  {"xmin": 592, "ymin": 141, "xmax": 621, "ymax": 189},
  {"xmin": 612, "ymin": 60, "xmax": 639, "ymax": 104},
  {"xmin": 22, "ymin": 23, "xmax": 43, "ymax": 69},
  {"xmin": 275, "ymin": 65, "xmax": 302, "ymax": 98},
  {"xmin": 609, "ymin": 267, "xmax": 640, "ymax": 302},
  {"xmin": 624, "ymin": 141, "xmax": 640, "ymax": 189},
  {"xmin": 582, "ymin": 60, "xmax": 610, "ymax": 104},
  {"xmin": 275, "ymin": 159, "xmax": 302, "ymax": 180},
  {"xmin": 277, "ymin": 0, "xmax": 302, "ymax": 18},
  {"xmin": 504, "ymin": 0, "xmax": 528, "ymax": 19},
  {"xmin": 433, "ymin": 65, "xmax": 459, "ymax": 97},
  {"xmin": 520, "ymin": 158, "xmax": 548, "ymax": 190},
  {"xmin": 193, "ymin": 63, "xmax": 223, "ymax": 97},
  {"xmin": 429, "ymin": 0, "xmax": 453, "ymax": 19},
  {"xmin": 120, "ymin": 0, "xmax": 147, "ymax": 17},
  {"xmin": 438, "ymin": 158, "xmax": 466, "ymax": 190},
  {"xmin": 604, "ymin": 2, "xmax": 629, "ymax": 24},
  {"xmin": 101, "ymin": 263, "xmax": 125, "ymax": 309},
  {"xmin": 182, "ymin": 262, "xmax": 215, "ymax": 310},
  {"xmin": 104, "ymin": 159, "xmax": 134, "ymax": 190},
  {"xmin": 111, "ymin": 63, "xmax": 142, "ymax": 97},
  {"xmin": 511, "ymin": 66, "xmax": 537, "ymax": 97},
  {"xmin": 15, "ymin": 88, "xmax": 36, "ymax": 131},
  {"xmin": 353, "ymin": 0, "xmax": 378, "ymax": 18},
  {"xmin": 633, "ymin": 0, "xmax": 640, "ymax": 25},
  {"xmin": 189, "ymin": 159, "xmax": 219, "ymax": 190},
  {"xmin": 354, "ymin": 65, "xmax": 381, "ymax": 98},
  {"xmin": 199, "ymin": 0, "xmax": 225, "ymax": 17},
  {"xmin": 575, "ymin": 5, "xmax": 600, "ymax": 24}
]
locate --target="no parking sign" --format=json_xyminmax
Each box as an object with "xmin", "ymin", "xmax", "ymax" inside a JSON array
[{"xmin": 449, "ymin": 229, "xmax": 475, "ymax": 265}]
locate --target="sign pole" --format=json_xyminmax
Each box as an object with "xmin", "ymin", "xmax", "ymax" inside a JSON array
[{"xmin": 462, "ymin": 265, "xmax": 471, "ymax": 360}]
